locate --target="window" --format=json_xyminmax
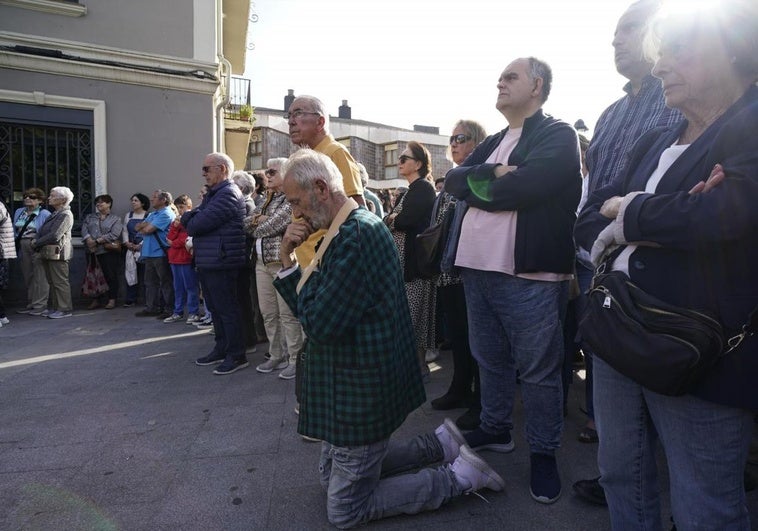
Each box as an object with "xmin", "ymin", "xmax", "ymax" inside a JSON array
[
  {"xmin": 0, "ymin": 0, "xmax": 87, "ymax": 16},
  {"xmin": 384, "ymin": 143, "xmax": 398, "ymax": 180}
]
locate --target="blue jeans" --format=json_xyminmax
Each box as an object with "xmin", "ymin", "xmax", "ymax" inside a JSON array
[
  {"xmin": 594, "ymin": 357, "xmax": 753, "ymax": 530},
  {"xmin": 574, "ymin": 260, "xmax": 595, "ymax": 421},
  {"xmin": 461, "ymin": 268, "xmax": 565, "ymax": 454},
  {"xmin": 170, "ymin": 264, "xmax": 199, "ymax": 315},
  {"xmin": 319, "ymin": 437, "xmax": 462, "ymax": 529},
  {"xmin": 198, "ymin": 269, "xmax": 245, "ymax": 362}
]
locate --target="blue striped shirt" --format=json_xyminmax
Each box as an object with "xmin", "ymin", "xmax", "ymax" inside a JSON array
[{"xmin": 586, "ymin": 75, "xmax": 683, "ymax": 194}]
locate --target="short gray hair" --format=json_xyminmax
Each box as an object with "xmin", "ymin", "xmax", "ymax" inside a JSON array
[
  {"xmin": 154, "ymin": 189, "xmax": 173, "ymax": 206},
  {"xmin": 232, "ymin": 170, "xmax": 255, "ymax": 196},
  {"xmin": 282, "ymin": 148, "xmax": 344, "ymax": 195},
  {"xmin": 205, "ymin": 152, "xmax": 235, "ymax": 177},
  {"xmin": 357, "ymin": 162, "xmax": 369, "ymax": 187},
  {"xmin": 527, "ymin": 57, "xmax": 552, "ymax": 103},
  {"xmin": 267, "ymin": 157, "xmax": 288, "ymax": 171},
  {"xmin": 50, "ymin": 186, "xmax": 74, "ymax": 206}
]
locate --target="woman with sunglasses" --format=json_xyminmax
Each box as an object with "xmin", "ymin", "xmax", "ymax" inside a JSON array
[
  {"xmin": 13, "ymin": 188, "xmax": 51, "ymax": 315},
  {"xmin": 384, "ymin": 141, "xmax": 437, "ymax": 376},
  {"xmin": 429, "ymin": 120, "xmax": 487, "ymax": 430}
]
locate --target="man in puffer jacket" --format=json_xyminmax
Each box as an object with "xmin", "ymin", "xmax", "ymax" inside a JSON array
[{"xmin": 183, "ymin": 152, "xmax": 248, "ymax": 375}]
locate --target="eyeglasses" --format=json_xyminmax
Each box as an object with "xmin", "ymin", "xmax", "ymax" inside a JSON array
[
  {"xmin": 202, "ymin": 165, "xmax": 222, "ymax": 173},
  {"xmin": 23, "ymin": 194, "xmax": 38, "ymax": 199},
  {"xmin": 265, "ymin": 169, "xmax": 278, "ymax": 176},
  {"xmin": 449, "ymin": 134, "xmax": 472, "ymax": 145},
  {"xmin": 283, "ymin": 110, "xmax": 320, "ymax": 120},
  {"xmin": 398, "ymin": 155, "xmax": 417, "ymax": 164}
]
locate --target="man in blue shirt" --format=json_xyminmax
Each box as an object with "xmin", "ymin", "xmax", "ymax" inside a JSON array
[{"xmin": 135, "ymin": 190, "xmax": 175, "ymax": 317}]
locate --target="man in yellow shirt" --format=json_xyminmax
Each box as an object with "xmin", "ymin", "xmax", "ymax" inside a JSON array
[{"xmin": 286, "ymin": 95, "xmax": 365, "ymax": 265}]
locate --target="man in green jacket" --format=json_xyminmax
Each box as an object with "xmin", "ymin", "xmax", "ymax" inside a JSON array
[{"xmin": 274, "ymin": 148, "xmax": 504, "ymax": 529}]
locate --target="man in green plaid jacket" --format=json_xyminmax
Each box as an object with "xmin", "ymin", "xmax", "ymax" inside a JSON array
[{"xmin": 274, "ymin": 149, "xmax": 506, "ymax": 529}]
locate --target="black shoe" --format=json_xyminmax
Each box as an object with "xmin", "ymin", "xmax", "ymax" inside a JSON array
[
  {"xmin": 430, "ymin": 392, "xmax": 469, "ymax": 411},
  {"xmin": 213, "ymin": 358, "xmax": 250, "ymax": 375},
  {"xmin": 455, "ymin": 407, "xmax": 482, "ymax": 431},
  {"xmin": 135, "ymin": 309, "xmax": 160, "ymax": 317},
  {"xmin": 572, "ymin": 476, "xmax": 607, "ymax": 506},
  {"xmin": 463, "ymin": 427, "xmax": 514, "ymax": 453},
  {"xmin": 530, "ymin": 453, "xmax": 561, "ymax": 504},
  {"xmin": 195, "ymin": 353, "xmax": 225, "ymax": 366}
]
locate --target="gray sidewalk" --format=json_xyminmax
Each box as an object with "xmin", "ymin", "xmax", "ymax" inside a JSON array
[{"xmin": 0, "ymin": 306, "xmax": 755, "ymax": 530}]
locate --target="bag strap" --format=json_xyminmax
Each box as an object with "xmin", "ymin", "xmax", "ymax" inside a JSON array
[
  {"xmin": 296, "ymin": 198, "xmax": 358, "ymax": 294},
  {"xmin": 15, "ymin": 212, "xmax": 37, "ymax": 244},
  {"xmin": 726, "ymin": 306, "xmax": 758, "ymax": 353}
]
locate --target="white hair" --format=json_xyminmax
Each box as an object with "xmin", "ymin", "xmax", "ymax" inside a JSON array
[
  {"xmin": 50, "ymin": 186, "xmax": 74, "ymax": 206},
  {"xmin": 282, "ymin": 148, "xmax": 344, "ymax": 195}
]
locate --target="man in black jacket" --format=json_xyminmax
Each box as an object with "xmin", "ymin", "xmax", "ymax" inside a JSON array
[{"xmin": 445, "ymin": 56, "xmax": 581, "ymax": 505}]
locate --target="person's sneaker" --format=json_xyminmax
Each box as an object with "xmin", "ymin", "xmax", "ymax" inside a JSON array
[
  {"xmin": 425, "ymin": 348, "xmax": 440, "ymax": 363},
  {"xmin": 301, "ymin": 434, "xmax": 321, "ymax": 443},
  {"xmin": 29, "ymin": 308, "xmax": 49, "ymax": 316},
  {"xmin": 163, "ymin": 314, "xmax": 183, "ymax": 323},
  {"xmin": 256, "ymin": 359, "xmax": 288, "ymax": 373},
  {"xmin": 0, "ymin": 317, "xmax": 9, "ymax": 325},
  {"xmin": 186, "ymin": 314, "xmax": 201, "ymax": 324},
  {"xmin": 38, "ymin": 309, "xmax": 50, "ymax": 317},
  {"xmin": 245, "ymin": 345, "xmax": 258, "ymax": 355},
  {"xmin": 156, "ymin": 312, "xmax": 172, "ymax": 320},
  {"xmin": 135, "ymin": 309, "xmax": 159, "ymax": 317},
  {"xmin": 572, "ymin": 477, "xmax": 606, "ymax": 506},
  {"xmin": 464, "ymin": 427, "xmax": 515, "ymax": 453},
  {"xmin": 278, "ymin": 363, "xmax": 296, "ymax": 380},
  {"xmin": 195, "ymin": 320, "xmax": 214, "ymax": 330},
  {"xmin": 47, "ymin": 310, "xmax": 72, "ymax": 319},
  {"xmin": 435, "ymin": 418, "xmax": 468, "ymax": 464},
  {"xmin": 530, "ymin": 453, "xmax": 561, "ymax": 504},
  {"xmin": 16, "ymin": 308, "xmax": 32, "ymax": 314},
  {"xmin": 213, "ymin": 359, "xmax": 249, "ymax": 375},
  {"xmin": 450, "ymin": 445, "xmax": 505, "ymax": 493},
  {"xmin": 195, "ymin": 353, "xmax": 225, "ymax": 366},
  {"xmin": 123, "ymin": 301, "xmax": 135, "ymax": 308}
]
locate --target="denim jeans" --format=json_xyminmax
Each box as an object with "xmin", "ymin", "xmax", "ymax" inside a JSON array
[
  {"xmin": 170, "ymin": 263, "xmax": 199, "ymax": 316},
  {"xmin": 594, "ymin": 357, "xmax": 753, "ymax": 530},
  {"xmin": 198, "ymin": 268, "xmax": 245, "ymax": 362},
  {"xmin": 461, "ymin": 268, "xmax": 565, "ymax": 454},
  {"xmin": 318, "ymin": 437, "xmax": 462, "ymax": 529}
]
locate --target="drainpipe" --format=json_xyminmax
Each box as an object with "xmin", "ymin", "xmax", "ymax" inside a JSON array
[{"xmin": 214, "ymin": 0, "xmax": 230, "ymax": 152}]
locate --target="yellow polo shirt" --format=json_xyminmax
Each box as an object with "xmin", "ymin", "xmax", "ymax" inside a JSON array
[{"xmin": 294, "ymin": 135, "xmax": 363, "ymax": 265}]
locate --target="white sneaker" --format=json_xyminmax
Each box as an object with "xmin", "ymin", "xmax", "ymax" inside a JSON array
[
  {"xmin": 436, "ymin": 418, "xmax": 468, "ymax": 464},
  {"xmin": 255, "ymin": 359, "xmax": 288, "ymax": 373},
  {"xmin": 47, "ymin": 310, "xmax": 72, "ymax": 319},
  {"xmin": 0, "ymin": 317, "xmax": 8, "ymax": 325},
  {"xmin": 163, "ymin": 314, "xmax": 183, "ymax": 323},
  {"xmin": 450, "ymin": 445, "xmax": 505, "ymax": 493},
  {"xmin": 186, "ymin": 314, "xmax": 200, "ymax": 324},
  {"xmin": 278, "ymin": 363, "xmax": 296, "ymax": 380}
]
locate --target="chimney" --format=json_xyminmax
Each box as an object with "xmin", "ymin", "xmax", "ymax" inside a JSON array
[
  {"xmin": 284, "ymin": 89, "xmax": 295, "ymax": 111},
  {"xmin": 413, "ymin": 125, "xmax": 440, "ymax": 135},
  {"xmin": 338, "ymin": 99, "xmax": 351, "ymax": 119}
]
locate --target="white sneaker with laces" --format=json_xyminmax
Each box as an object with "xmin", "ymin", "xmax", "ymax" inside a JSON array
[
  {"xmin": 186, "ymin": 314, "xmax": 200, "ymax": 324},
  {"xmin": 450, "ymin": 445, "xmax": 505, "ymax": 493},
  {"xmin": 163, "ymin": 314, "xmax": 183, "ymax": 323},
  {"xmin": 436, "ymin": 418, "xmax": 468, "ymax": 464},
  {"xmin": 0, "ymin": 317, "xmax": 9, "ymax": 325}
]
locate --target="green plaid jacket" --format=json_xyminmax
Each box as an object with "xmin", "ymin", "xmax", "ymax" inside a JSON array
[{"xmin": 275, "ymin": 208, "xmax": 425, "ymax": 446}]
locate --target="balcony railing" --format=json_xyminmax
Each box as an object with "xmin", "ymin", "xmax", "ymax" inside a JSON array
[{"xmin": 224, "ymin": 76, "xmax": 252, "ymax": 120}]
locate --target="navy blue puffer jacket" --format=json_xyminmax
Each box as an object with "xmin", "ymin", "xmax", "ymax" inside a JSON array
[{"xmin": 182, "ymin": 179, "xmax": 246, "ymax": 270}]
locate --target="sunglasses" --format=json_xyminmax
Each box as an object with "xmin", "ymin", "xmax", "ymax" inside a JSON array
[
  {"xmin": 398, "ymin": 155, "xmax": 417, "ymax": 164},
  {"xmin": 449, "ymin": 134, "xmax": 472, "ymax": 145},
  {"xmin": 23, "ymin": 194, "xmax": 39, "ymax": 199},
  {"xmin": 202, "ymin": 165, "xmax": 222, "ymax": 173},
  {"xmin": 265, "ymin": 169, "xmax": 278, "ymax": 176}
]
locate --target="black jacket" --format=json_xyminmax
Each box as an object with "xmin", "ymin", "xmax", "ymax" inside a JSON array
[{"xmin": 445, "ymin": 109, "xmax": 581, "ymax": 274}]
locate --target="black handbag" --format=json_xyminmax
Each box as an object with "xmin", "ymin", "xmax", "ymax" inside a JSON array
[
  {"xmin": 415, "ymin": 203, "xmax": 454, "ymax": 279},
  {"xmin": 579, "ymin": 270, "xmax": 733, "ymax": 396}
]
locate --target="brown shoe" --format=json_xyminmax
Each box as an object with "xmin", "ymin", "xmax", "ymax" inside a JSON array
[
  {"xmin": 104, "ymin": 299, "xmax": 116, "ymax": 310},
  {"xmin": 87, "ymin": 300, "xmax": 100, "ymax": 310}
]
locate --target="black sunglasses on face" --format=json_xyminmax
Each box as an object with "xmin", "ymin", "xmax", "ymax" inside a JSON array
[
  {"xmin": 449, "ymin": 134, "xmax": 472, "ymax": 145},
  {"xmin": 398, "ymin": 155, "xmax": 416, "ymax": 164},
  {"xmin": 24, "ymin": 194, "xmax": 38, "ymax": 199}
]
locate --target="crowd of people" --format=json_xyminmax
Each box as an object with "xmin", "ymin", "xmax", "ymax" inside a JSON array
[{"xmin": 0, "ymin": 0, "xmax": 757, "ymax": 528}]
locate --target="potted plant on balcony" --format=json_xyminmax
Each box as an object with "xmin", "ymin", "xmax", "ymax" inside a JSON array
[{"xmin": 239, "ymin": 104, "xmax": 253, "ymax": 122}]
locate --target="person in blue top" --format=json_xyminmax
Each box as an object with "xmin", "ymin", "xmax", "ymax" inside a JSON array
[
  {"xmin": 134, "ymin": 189, "xmax": 175, "ymax": 317},
  {"xmin": 13, "ymin": 187, "xmax": 51, "ymax": 314}
]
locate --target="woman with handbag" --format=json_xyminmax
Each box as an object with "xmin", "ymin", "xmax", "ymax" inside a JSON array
[
  {"xmin": 122, "ymin": 193, "xmax": 149, "ymax": 307},
  {"xmin": 384, "ymin": 141, "xmax": 437, "ymax": 377},
  {"xmin": 428, "ymin": 120, "xmax": 487, "ymax": 430},
  {"xmin": 13, "ymin": 187, "xmax": 51, "ymax": 315},
  {"xmin": 575, "ymin": 2, "xmax": 758, "ymax": 528},
  {"xmin": 32, "ymin": 186, "xmax": 75, "ymax": 319},
  {"xmin": 81, "ymin": 194, "xmax": 123, "ymax": 309}
]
